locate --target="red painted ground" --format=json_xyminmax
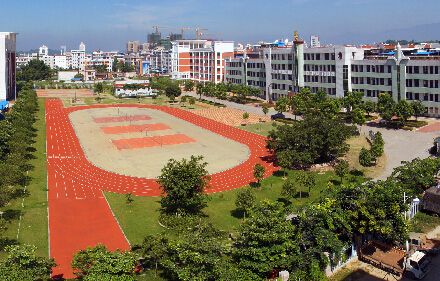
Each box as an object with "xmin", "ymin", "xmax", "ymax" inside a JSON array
[
  {"xmin": 112, "ymin": 134, "xmax": 195, "ymax": 150},
  {"xmin": 46, "ymin": 99, "xmax": 278, "ymax": 278},
  {"xmin": 93, "ymin": 114, "xmax": 151, "ymax": 123},
  {"xmin": 101, "ymin": 123, "xmax": 170, "ymax": 135},
  {"xmin": 418, "ymin": 122, "xmax": 440, "ymax": 133}
]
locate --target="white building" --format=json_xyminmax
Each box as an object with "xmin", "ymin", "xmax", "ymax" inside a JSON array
[
  {"xmin": 69, "ymin": 42, "xmax": 86, "ymax": 70},
  {"xmin": 310, "ymin": 35, "xmax": 321, "ymax": 48},
  {"xmin": 0, "ymin": 32, "xmax": 17, "ymax": 101},
  {"xmin": 54, "ymin": 55, "xmax": 68, "ymax": 69}
]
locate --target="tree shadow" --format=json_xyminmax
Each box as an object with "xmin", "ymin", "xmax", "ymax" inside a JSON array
[
  {"xmin": 249, "ymin": 182, "xmax": 261, "ymax": 188},
  {"xmin": 350, "ymin": 169, "xmax": 364, "ymax": 177},
  {"xmin": 0, "ymin": 238, "xmax": 18, "ymax": 251},
  {"xmin": 276, "ymin": 197, "xmax": 292, "ymax": 206},
  {"xmin": 293, "ymin": 191, "xmax": 310, "ymax": 198},
  {"xmin": 2, "ymin": 209, "xmax": 22, "ymax": 222},
  {"xmin": 330, "ymin": 179, "xmax": 341, "ymax": 186},
  {"xmin": 273, "ymin": 170, "xmax": 286, "ymax": 178},
  {"xmin": 230, "ymin": 209, "xmax": 245, "ymax": 219}
]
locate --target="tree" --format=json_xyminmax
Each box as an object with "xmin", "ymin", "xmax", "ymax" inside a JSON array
[
  {"xmin": 268, "ymin": 113, "xmax": 357, "ymax": 168},
  {"xmin": 188, "ymin": 97, "xmax": 196, "ymax": 107},
  {"xmin": 93, "ymin": 82, "xmax": 104, "ymax": 94},
  {"xmin": 253, "ymin": 163, "xmax": 265, "ymax": 185},
  {"xmin": 134, "ymin": 235, "xmax": 168, "ymax": 277},
  {"xmin": 17, "ymin": 59, "xmax": 52, "ymax": 81},
  {"xmin": 112, "ymin": 57, "xmax": 119, "ymax": 72},
  {"xmin": 275, "ymin": 97, "xmax": 289, "ymax": 114},
  {"xmin": 363, "ymin": 100, "xmax": 376, "ymax": 117},
  {"xmin": 183, "ymin": 80, "xmax": 195, "ymax": 92},
  {"xmin": 165, "ymin": 83, "xmax": 181, "ymax": 102},
  {"xmin": 262, "ymin": 104, "xmax": 269, "ymax": 116},
  {"xmin": 295, "ymin": 171, "xmax": 316, "ymax": 198},
  {"xmin": 391, "ymin": 157, "xmax": 440, "ymax": 196},
  {"xmin": 412, "ymin": 101, "xmax": 426, "ymax": 121},
  {"xmin": 395, "ymin": 100, "xmax": 414, "ymax": 125},
  {"xmin": 74, "ymin": 73, "xmax": 84, "ymax": 80},
  {"xmin": 93, "ymin": 64, "xmax": 107, "ymax": 73},
  {"xmin": 158, "ymin": 156, "xmax": 210, "ymax": 215},
  {"xmin": 352, "ymin": 107, "xmax": 366, "ymax": 126},
  {"xmin": 377, "ymin": 93, "xmax": 396, "ymax": 122},
  {"xmin": 0, "ymin": 245, "xmax": 56, "ymax": 281},
  {"xmin": 343, "ymin": 91, "xmax": 364, "ymax": 116},
  {"xmin": 196, "ymin": 83, "xmax": 205, "ymax": 100},
  {"xmin": 371, "ymin": 132, "xmax": 384, "ymax": 158},
  {"xmin": 359, "ymin": 147, "xmax": 374, "ymax": 167},
  {"xmin": 233, "ymin": 200, "xmax": 300, "ymax": 278},
  {"xmin": 334, "ymin": 160, "xmax": 349, "ymax": 183},
  {"xmin": 72, "ymin": 245, "xmax": 137, "ymax": 281},
  {"xmin": 235, "ymin": 188, "xmax": 256, "ymax": 217},
  {"xmin": 242, "ymin": 112, "xmax": 249, "ymax": 125},
  {"xmin": 281, "ymin": 178, "xmax": 298, "ymax": 201}
]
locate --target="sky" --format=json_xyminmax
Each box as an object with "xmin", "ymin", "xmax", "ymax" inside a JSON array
[{"xmin": 1, "ymin": 0, "xmax": 440, "ymax": 51}]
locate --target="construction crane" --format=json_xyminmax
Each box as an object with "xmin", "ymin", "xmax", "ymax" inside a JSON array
[
  {"xmin": 152, "ymin": 26, "xmax": 168, "ymax": 34},
  {"xmin": 180, "ymin": 27, "xmax": 192, "ymax": 39},
  {"xmin": 195, "ymin": 27, "xmax": 208, "ymax": 40}
]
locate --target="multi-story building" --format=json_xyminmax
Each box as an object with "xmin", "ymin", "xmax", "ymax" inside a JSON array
[
  {"xmin": 69, "ymin": 42, "xmax": 86, "ymax": 70},
  {"xmin": 0, "ymin": 32, "xmax": 17, "ymax": 101},
  {"xmin": 126, "ymin": 41, "xmax": 140, "ymax": 54},
  {"xmin": 150, "ymin": 48, "xmax": 172, "ymax": 74},
  {"xmin": 226, "ymin": 41, "xmax": 440, "ymax": 116},
  {"xmin": 171, "ymin": 39, "xmax": 234, "ymax": 84}
]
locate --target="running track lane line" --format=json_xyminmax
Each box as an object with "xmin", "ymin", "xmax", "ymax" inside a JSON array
[{"xmin": 46, "ymin": 99, "xmax": 278, "ymax": 278}]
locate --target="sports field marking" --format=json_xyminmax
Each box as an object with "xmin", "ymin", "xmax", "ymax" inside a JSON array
[
  {"xmin": 101, "ymin": 123, "xmax": 170, "ymax": 134},
  {"xmin": 93, "ymin": 115, "xmax": 151, "ymax": 123},
  {"xmin": 112, "ymin": 133, "xmax": 196, "ymax": 150}
]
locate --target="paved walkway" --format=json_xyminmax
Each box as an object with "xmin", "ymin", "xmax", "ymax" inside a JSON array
[{"xmin": 46, "ymin": 99, "xmax": 278, "ymax": 278}]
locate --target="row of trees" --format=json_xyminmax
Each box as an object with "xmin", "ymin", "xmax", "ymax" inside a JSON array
[
  {"xmin": 0, "ymin": 86, "xmax": 38, "ymax": 209},
  {"xmin": 17, "ymin": 60, "xmax": 53, "ymax": 82},
  {"xmin": 359, "ymin": 132, "xmax": 385, "ymax": 167}
]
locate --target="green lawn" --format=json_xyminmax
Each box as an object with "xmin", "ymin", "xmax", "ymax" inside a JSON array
[
  {"xmin": 238, "ymin": 121, "xmax": 279, "ymax": 136},
  {"xmin": 410, "ymin": 211, "xmax": 440, "ymax": 234},
  {"xmin": 0, "ymin": 98, "xmax": 48, "ymax": 258},
  {"xmin": 106, "ymin": 170, "xmax": 363, "ymax": 246}
]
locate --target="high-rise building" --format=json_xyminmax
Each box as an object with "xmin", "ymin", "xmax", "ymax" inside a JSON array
[
  {"xmin": 170, "ymin": 33, "xmax": 183, "ymax": 41},
  {"xmin": 310, "ymin": 35, "xmax": 320, "ymax": 48},
  {"xmin": 126, "ymin": 41, "xmax": 140, "ymax": 53},
  {"xmin": 148, "ymin": 32, "xmax": 161, "ymax": 46},
  {"xmin": 0, "ymin": 32, "xmax": 17, "ymax": 101},
  {"xmin": 171, "ymin": 39, "xmax": 234, "ymax": 83}
]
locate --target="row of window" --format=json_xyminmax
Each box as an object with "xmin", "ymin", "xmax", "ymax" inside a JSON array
[
  {"xmin": 271, "ymin": 63, "xmax": 293, "ymax": 71},
  {"xmin": 248, "ymin": 71, "xmax": 265, "ymax": 78},
  {"xmin": 352, "ymin": 64, "xmax": 392, "ymax": 73},
  {"xmin": 406, "ymin": 92, "xmax": 440, "ymax": 102},
  {"xmin": 247, "ymin": 80, "xmax": 266, "ymax": 87},
  {"xmin": 272, "ymin": 73, "xmax": 292, "ymax": 81},
  {"xmin": 227, "ymin": 62, "xmax": 243, "ymax": 68},
  {"xmin": 304, "ymin": 64, "xmax": 336, "ymax": 72},
  {"xmin": 271, "ymin": 54, "xmax": 293, "ymax": 61},
  {"xmin": 247, "ymin": 62, "xmax": 264, "ymax": 68},
  {"xmin": 304, "ymin": 53, "xmax": 336, "ymax": 61},
  {"xmin": 352, "ymin": 77, "xmax": 392, "ymax": 86},
  {"xmin": 407, "ymin": 66, "xmax": 440, "ymax": 74},
  {"xmin": 227, "ymin": 70, "xmax": 242, "ymax": 76},
  {"xmin": 406, "ymin": 79, "xmax": 440, "ymax": 88},
  {"xmin": 304, "ymin": 75, "xmax": 336, "ymax": 83}
]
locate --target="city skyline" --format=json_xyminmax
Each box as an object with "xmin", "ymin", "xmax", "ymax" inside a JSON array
[{"xmin": 1, "ymin": 0, "xmax": 440, "ymax": 51}]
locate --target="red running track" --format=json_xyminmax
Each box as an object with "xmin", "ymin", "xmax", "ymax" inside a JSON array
[
  {"xmin": 112, "ymin": 134, "xmax": 196, "ymax": 150},
  {"xmin": 93, "ymin": 114, "xmax": 151, "ymax": 123},
  {"xmin": 46, "ymin": 99, "xmax": 278, "ymax": 278}
]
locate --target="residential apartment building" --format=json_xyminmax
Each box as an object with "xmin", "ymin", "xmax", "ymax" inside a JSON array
[
  {"xmin": 171, "ymin": 40, "xmax": 234, "ymax": 84},
  {"xmin": 150, "ymin": 48, "xmax": 172, "ymax": 74},
  {"xmin": 69, "ymin": 42, "xmax": 86, "ymax": 70},
  {"xmin": 0, "ymin": 32, "xmax": 17, "ymax": 101},
  {"xmin": 226, "ymin": 41, "xmax": 440, "ymax": 116}
]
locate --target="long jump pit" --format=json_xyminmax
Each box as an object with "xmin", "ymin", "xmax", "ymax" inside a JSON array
[
  {"xmin": 46, "ymin": 99, "xmax": 278, "ymax": 278},
  {"xmin": 69, "ymin": 107, "xmax": 250, "ymax": 178}
]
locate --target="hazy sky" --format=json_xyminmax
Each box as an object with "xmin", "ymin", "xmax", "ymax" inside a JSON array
[{"xmin": 1, "ymin": 0, "xmax": 439, "ymax": 51}]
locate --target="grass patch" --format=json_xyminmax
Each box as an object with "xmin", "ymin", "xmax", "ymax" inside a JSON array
[
  {"xmin": 345, "ymin": 136, "xmax": 386, "ymax": 179},
  {"xmin": 106, "ymin": 170, "xmax": 364, "ymax": 245},
  {"xmin": 238, "ymin": 121, "xmax": 279, "ymax": 136},
  {"xmin": 0, "ymin": 98, "xmax": 48, "ymax": 258},
  {"xmin": 410, "ymin": 211, "xmax": 440, "ymax": 234}
]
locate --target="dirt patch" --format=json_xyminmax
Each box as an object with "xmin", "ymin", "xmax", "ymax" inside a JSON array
[
  {"xmin": 37, "ymin": 89, "xmax": 94, "ymax": 98},
  {"xmin": 191, "ymin": 107, "xmax": 271, "ymax": 127}
]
